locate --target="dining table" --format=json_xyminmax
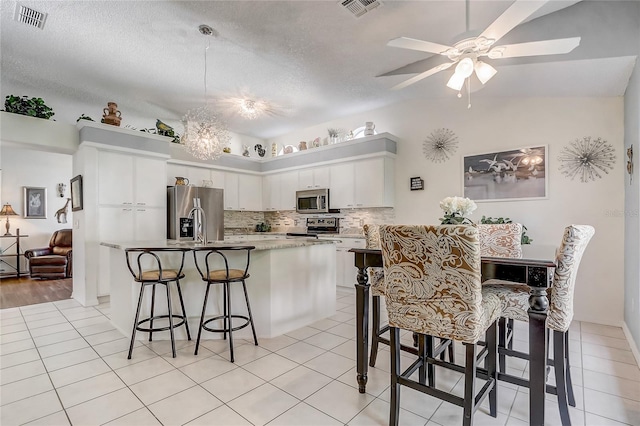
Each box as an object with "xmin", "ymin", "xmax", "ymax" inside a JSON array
[{"xmin": 349, "ymin": 244, "xmax": 557, "ymax": 426}]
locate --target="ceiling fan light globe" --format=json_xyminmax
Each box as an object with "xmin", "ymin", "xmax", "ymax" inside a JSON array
[
  {"xmin": 447, "ymin": 72, "xmax": 465, "ymax": 91},
  {"xmin": 475, "ymin": 61, "xmax": 497, "ymax": 84},
  {"xmin": 455, "ymin": 57, "xmax": 475, "ymax": 78}
]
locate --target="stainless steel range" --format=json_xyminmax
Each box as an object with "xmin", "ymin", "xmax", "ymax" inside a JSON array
[{"xmin": 286, "ymin": 217, "xmax": 340, "ymax": 238}]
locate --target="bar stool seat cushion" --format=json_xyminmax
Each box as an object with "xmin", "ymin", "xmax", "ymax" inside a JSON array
[
  {"xmin": 138, "ymin": 269, "xmax": 183, "ymax": 281},
  {"xmin": 208, "ymin": 269, "xmax": 247, "ymax": 281}
]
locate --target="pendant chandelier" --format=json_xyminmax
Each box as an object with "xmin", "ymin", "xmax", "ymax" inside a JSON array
[{"xmin": 181, "ymin": 25, "xmax": 231, "ymax": 161}]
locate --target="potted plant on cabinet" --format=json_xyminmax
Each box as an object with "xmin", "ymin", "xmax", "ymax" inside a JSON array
[{"xmin": 3, "ymin": 95, "xmax": 55, "ymax": 119}]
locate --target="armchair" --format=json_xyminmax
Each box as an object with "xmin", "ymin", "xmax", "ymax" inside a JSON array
[{"xmin": 24, "ymin": 229, "xmax": 72, "ymax": 279}]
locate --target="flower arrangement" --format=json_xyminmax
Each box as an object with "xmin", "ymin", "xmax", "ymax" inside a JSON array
[{"xmin": 439, "ymin": 196, "xmax": 477, "ymax": 225}]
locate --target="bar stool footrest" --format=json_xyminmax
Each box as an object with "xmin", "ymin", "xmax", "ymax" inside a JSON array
[
  {"xmin": 136, "ymin": 314, "xmax": 187, "ymax": 333},
  {"xmin": 202, "ymin": 315, "xmax": 251, "ymax": 333}
]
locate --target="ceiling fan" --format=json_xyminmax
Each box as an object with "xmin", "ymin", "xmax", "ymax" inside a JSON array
[{"xmin": 386, "ymin": 0, "xmax": 581, "ymax": 96}]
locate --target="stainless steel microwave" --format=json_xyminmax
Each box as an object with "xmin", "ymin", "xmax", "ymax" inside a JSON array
[{"xmin": 296, "ymin": 189, "xmax": 329, "ymax": 214}]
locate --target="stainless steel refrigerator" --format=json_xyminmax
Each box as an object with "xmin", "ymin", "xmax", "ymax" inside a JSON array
[{"xmin": 167, "ymin": 186, "xmax": 224, "ymax": 242}]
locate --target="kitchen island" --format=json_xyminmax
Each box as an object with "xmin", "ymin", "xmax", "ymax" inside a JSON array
[{"xmin": 100, "ymin": 238, "xmax": 337, "ymax": 340}]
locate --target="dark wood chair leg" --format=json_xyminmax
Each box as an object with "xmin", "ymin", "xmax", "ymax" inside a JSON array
[
  {"xmin": 487, "ymin": 321, "xmax": 498, "ymax": 417},
  {"xmin": 554, "ymin": 330, "xmax": 572, "ymax": 426},
  {"xmin": 389, "ymin": 327, "xmax": 401, "ymax": 426},
  {"xmin": 128, "ymin": 284, "xmax": 145, "ymax": 359},
  {"xmin": 369, "ymin": 295, "xmax": 381, "ymax": 367},
  {"xmin": 507, "ymin": 319, "xmax": 514, "ymax": 349},
  {"xmin": 498, "ymin": 317, "xmax": 507, "ymax": 373},
  {"xmin": 426, "ymin": 335, "xmax": 435, "ymax": 387},
  {"xmin": 463, "ymin": 343, "xmax": 477, "ymax": 426},
  {"xmin": 194, "ymin": 282, "xmax": 212, "ymax": 356},
  {"xmin": 564, "ymin": 331, "xmax": 576, "ymax": 407},
  {"xmin": 418, "ymin": 334, "xmax": 426, "ymax": 385},
  {"xmin": 447, "ymin": 339, "xmax": 455, "ymax": 363},
  {"xmin": 223, "ymin": 284, "xmax": 228, "ymax": 340}
]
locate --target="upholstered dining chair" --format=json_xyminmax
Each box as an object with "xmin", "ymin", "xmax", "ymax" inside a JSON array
[
  {"xmin": 364, "ymin": 224, "xmax": 455, "ymax": 367},
  {"xmin": 477, "ymin": 223, "xmax": 523, "ymax": 368},
  {"xmin": 483, "ymin": 225, "xmax": 595, "ymax": 426},
  {"xmin": 478, "ymin": 223, "xmax": 523, "ymax": 258},
  {"xmin": 380, "ymin": 225, "xmax": 502, "ymax": 426}
]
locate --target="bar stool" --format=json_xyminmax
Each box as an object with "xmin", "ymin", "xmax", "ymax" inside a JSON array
[
  {"xmin": 192, "ymin": 246, "xmax": 258, "ymax": 362},
  {"xmin": 125, "ymin": 248, "xmax": 191, "ymax": 359}
]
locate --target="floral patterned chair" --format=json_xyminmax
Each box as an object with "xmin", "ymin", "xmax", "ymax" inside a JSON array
[
  {"xmin": 483, "ymin": 225, "xmax": 595, "ymax": 426},
  {"xmin": 478, "ymin": 223, "xmax": 523, "ymax": 258},
  {"xmin": 477, "ymin": 223, "xmax": 523, "ymax": 368},
  {"xmin": 380, "ymin": 225, "xmax": 502, "ymax": 426},
  {"xmin": 364, "ymin": 224, "xmax": 455, "ymax": 367}
]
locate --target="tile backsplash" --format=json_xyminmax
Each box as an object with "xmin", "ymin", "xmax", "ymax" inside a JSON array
[{"xmin": 224, "ymin": 208, "xmax": 395, "ymax": 234}]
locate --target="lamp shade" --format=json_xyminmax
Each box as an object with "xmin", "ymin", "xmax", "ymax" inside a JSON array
[
  {"xmin": 475, "ymin": 61, "xmax": 497, "ymax": 85},
  {"xmin": 446, "ymin": 72, "xmax": 466, "ymax": 91},
  {"xmin": 0, "ymin": 203, "xmax": 18, "ymax": 216}
]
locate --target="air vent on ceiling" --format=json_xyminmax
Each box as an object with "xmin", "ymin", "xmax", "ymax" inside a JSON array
[
  {"xmin": 14, "ymin": 3, "xmax": 47, "ymax": 29},
  {"xmin": 340, "ymin": 0, "xmax": 382, "ymax": 18}
]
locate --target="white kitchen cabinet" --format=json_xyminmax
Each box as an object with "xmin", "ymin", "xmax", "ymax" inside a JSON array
[
  {"xmin": 316, "ymin": 237, "xmax": 365, "ymax": 288},
  {"xmin": 328, "ymin": 163, "xmax": 355, "ymax": 208},
  {"xmin": 298, "ymin": 167, "xmax": 330, "ymax": 190},
  {"xmin": 224, "ymin": 172, "xmax": 239, "ymax": 210},
  {"xmin": 329, "ymin": 157, "xmax": 394, "ymax": 209},
  {"xmin": 239, "ymin": 174, "xmax": 262, "ymax": 211},
  {"xmin": 224, "ymin": 172, "xmax": 262, "ymax": 211},
  {"xmin": 264, "ymin": 170, "xmax": 298, "ymax": 211},
  {"xmin": 335, "ymin": 238, "xmax": 365, "ymax": 288},
  {"xmin": 98, "ymin": 151, "xmax": 134, "ymax": 205},
  {"xmin": 98, "ymin": 150, "xmax": 166, "ymax": 241}
]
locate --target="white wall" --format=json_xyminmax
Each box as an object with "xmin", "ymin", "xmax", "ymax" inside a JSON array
[
  {"xmin": 0, "ymin": 146, "xmax": 73, "ymax": 251},
  {"xmin": 624, "ymin": 59, "xmax": 640, "ymax": 354},
  {"xmin": 269, "ymin": 96, "xmax": 626, "ymax": 327}
]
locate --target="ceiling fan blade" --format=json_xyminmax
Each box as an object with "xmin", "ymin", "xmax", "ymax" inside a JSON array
[
  {"xmin": 391, "ymin": 62, "xmax": 453, "ymax": 90},
  {"xmin": 479, "ymin": 0, "xmax": 549, "ymax": 45},
  {"xmin": 387, "ymin": 37, "xmax": 453, "ymax": 55},
  {"xmin": 490, "ymin": 37, "xmax": 581, "ymax": 59}
]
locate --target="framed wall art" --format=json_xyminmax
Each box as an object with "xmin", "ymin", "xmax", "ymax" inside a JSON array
[
  {"xmin": 463, "ymin": 145, "xmax": 548, "ymax": 202},
  {"xmin": 23, "ymin": 187, "xmax": 47, "ymax": 218},
  {"xmin": 71, "ymin": 175, "xmax": 83, "ymax": 212}
]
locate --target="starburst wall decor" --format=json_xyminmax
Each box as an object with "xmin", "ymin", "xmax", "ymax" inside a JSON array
[
  {"xmin": 423, "ymin": 128, "xmax": 458, "ymax": 163},
  {"xmin": 558, "ymin": 136, "xmax": 616, "ymax": 182}
]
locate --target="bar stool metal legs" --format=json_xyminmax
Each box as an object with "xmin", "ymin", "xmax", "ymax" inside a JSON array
[
  {"xmin": 125, "ymin": 248, "xmax": 191, "ymax": 360},
  {"xmin": 192, "ymin": 246, "xmax": 259, "ymax": 363}
]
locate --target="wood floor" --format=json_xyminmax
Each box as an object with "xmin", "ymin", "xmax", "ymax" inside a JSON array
[{"xmin": 0, "ymin": 276, "xmax": 73, "ymax": 309}]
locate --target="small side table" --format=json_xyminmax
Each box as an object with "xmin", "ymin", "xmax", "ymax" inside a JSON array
[{"xmin": 0, "ymin": 229, "xmax": 29, "ymax": 278}]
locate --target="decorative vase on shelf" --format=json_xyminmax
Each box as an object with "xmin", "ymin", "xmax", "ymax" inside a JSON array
[
  {"xmin": 364, "ymin": 121, "xmax": 375, "ymax": 136},
  {"xmin": 102, "ymin": 102, "xmax": 122, "ymax": 127},
  {"xmin": 298, "ymin": 141, "xmax": 307, "ymax": 150},
  {"xmin": 271, "ymin": 143, "xmax": 278, "ymax": 157}
]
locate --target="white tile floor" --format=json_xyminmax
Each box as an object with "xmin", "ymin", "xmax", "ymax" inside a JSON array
[{"xmin": 1, "ymin": 289, "xmax": 639, "ymax": 425}]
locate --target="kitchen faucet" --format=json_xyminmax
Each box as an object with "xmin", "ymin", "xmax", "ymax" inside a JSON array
[{"xmin": 187, "ymin": 198, "xmax": 207, "ymax": 244}]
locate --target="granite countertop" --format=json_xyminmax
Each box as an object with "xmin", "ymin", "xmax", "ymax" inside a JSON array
[{"xmin": 101, "ymin": 238, "xmax": 336, "ymax": 251}]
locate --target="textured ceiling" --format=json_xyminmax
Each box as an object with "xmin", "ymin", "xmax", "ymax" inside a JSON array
[{"xmin": 0, "ymin": 1, "xmax": 637, "ymax": 139}]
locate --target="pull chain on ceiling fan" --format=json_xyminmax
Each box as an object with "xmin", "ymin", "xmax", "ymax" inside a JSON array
[{"xmin": 385, "ymin": 0, "xmax": 581, "ymax": 105}]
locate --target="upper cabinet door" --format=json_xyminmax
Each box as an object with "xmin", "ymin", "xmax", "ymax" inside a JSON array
[
  {"xmin": 135, "ymin": 156, "xmax": 166, "ymax": 207},
  {"xmin": 224, "ymin": 172, "xmax": 239, "ymax": 210},
  {"xmin": 279, "ymin": 171, "xmax": 299, "ymax": 210},
  {"xmin": 298, "ymin": 167, "xmax": 329, "ymax": 189},
  {"xmin": 329, "ymin": 163, "xmax": 355, "ymax": 208},
  {"xmin": 98, "ymin": 151, "xmax": 134, "ymax": 205},
  {"xmin": 239, "ymin": 174, "xmax": 262, "ymax": 211}
]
